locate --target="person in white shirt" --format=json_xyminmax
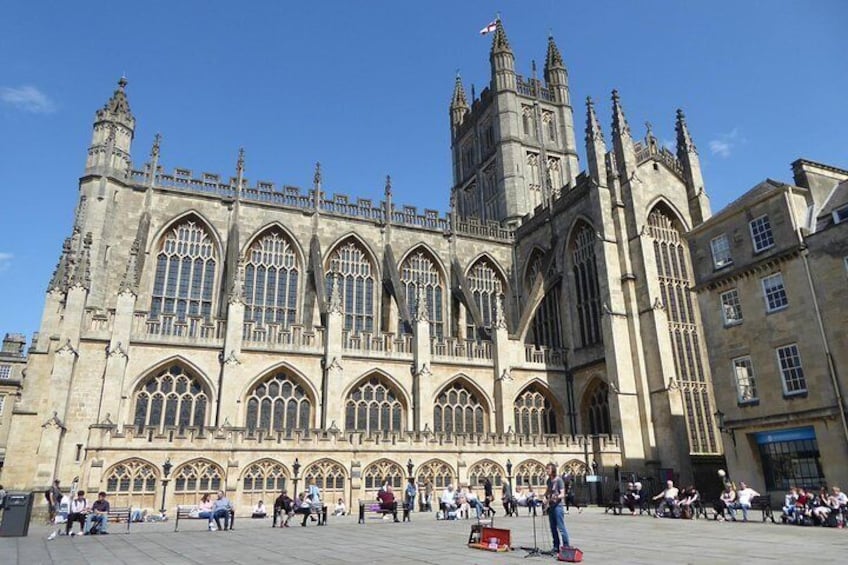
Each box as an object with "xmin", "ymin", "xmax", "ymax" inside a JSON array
[
  {"xmin": 730, "ymin": 481, "xmax": 760, "ymax": 522},
  {"xmin": 333, "ymin": 498, "xmax": 347, "ymax": 516},
  {"xmin": 440, "ymin": 484, "xmax": 457, "ymax": 518},
  {"xmin": 66, "ymin": 491, "xmax": 88, "ymax": 536},
  {"xmin": 653, "ymin": 480, "xmax": 680, "ymax": 518},
  {"xmin": 251, "ymin": 500, "xmax": 267, "ymax": 518}
]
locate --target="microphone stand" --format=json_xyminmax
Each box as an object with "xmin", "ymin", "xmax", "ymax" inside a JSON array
[{"xmin": 520, "ymin": 498, "xmax": 553, "ymax": 558}]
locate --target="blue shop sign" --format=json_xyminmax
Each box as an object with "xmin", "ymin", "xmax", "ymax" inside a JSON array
[{"xmin": 754, "ymin": 426, "xmax": 816, "ymax": 445}]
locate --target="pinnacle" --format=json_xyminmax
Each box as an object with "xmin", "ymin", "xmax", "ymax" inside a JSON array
[
  {"xmin": 451, "ymin": 74, "xmax": 468, "ymax": 108},
  {"xmin": 99, "ymin": 77, "xmax": 133, "ymax": 121},
  {"xmin": 676, "ymin": 107, "xmax": 697, "ymax": 154},
  {"xmin": 491, "ymin": 19, "xmax": 511, "ymax": 53},
  {"xmin": 585, "ymin": 96, "xmax": 604, "ymax": 142},
  {"xmin": 545, "ymin": 34, "xmax": 564, "ymax": 70},
  {"xmin": 611, "ymin": 89, "xmax": 631, "ymax": 138}
]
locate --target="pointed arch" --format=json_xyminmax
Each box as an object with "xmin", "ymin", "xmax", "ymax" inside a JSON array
[
  {"xmin": 513, "ymin": 381, "xmax": 560, "ymax": 435},
  {"xmin": 242, "ymin": 365, "xmax": 315, "ymax": 432},
  {"xmin": 323, "ymin": 232, "xmax": 381, "ymax": 278},
  {"xmin": 433, "ymin": 376, "xmax": 490, "ymax": 435},
  {"xmin": 514, "ymin": 459, "xmax": 548, "ymax": 489},
  {"xmin": 559, "ymin": 459, "xmax": 588, "ymax": 478},
  {"xmin": 581, "ymin": 378, "xmax": 611, "ymax": 435},
  {"xmin": 241, "ymin": 223, "xmax": 304, "ymax": 328},
  {"xmin": 172, "ymin": 458, "xmax": 225, "ymax": 505},
  {"xmin": 324, "ymin": 233, "xmax": 379, "ymax": 334},
  {"xmin": 126, "ymin": 355, "xmax": 216, "ymax": 399},
  {"xmin": 523, "ymin": 246, "xmax": 547, "ymax": 291},
  {"xmin": 362, "ymin": 458, "xmax": 405, "ymax": 495},
  {"xmin": 464, "ymin": 253, "xmax": 509, "ymax": 337},
  {"xmin": 147, "ymin": 210, "xmax": 224, "ymax": 258},
  {"xmin": 130, "ymin": 359, "xmax": 212, "ymax": 432},
  {"xmin": 148, "ymin": 211, "xmax": 221, "ymax": 322},
  {"xmin": 397, "ymin": 244, "xmax": 447, "ymax": 338},
  {"xmin": 302, "ymin": 458, "xmax": 347, "ymax": 502},
  {"xmin": 416, "ymin": 458, "xmax": 455, "ymax": 490},
  {"xmin": 468, "ymin": 459, "xmax": 506, "ymax": 488},
  {"xmin": 568, "ymin": 219, "xmax": 603, "ymax": 347},
  {"xmin": 645, "ymin": 196, "xmax": 691, "ymax": 233},
  {"xmin": 342, "ymin": 371, "xmax": 408, "ymax": 433},
  {"xmin": 240, "ymin": 458, "xmax": 289, "ymax": 504},
  {"xmin": 241, "ymin": 221, "xmax": 306, "ymax": 265},
  {"xmin": 103, "ymin": 458, "xmax": 159, "ymax": 508}
]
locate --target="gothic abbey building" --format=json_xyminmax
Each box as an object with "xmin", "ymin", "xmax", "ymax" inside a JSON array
[{"xmin": 4, "ymin": 22, "xmax": 722, "ymax": 511}]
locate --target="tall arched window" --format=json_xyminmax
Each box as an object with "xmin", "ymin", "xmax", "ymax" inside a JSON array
[
  {"xmin": 647, "ymin": 206, "xmax": 717, "ymax": 454},
  {"xmin": 173, "ymin": 459, "xmax": 223, "ymax": 505},
  {"xmin": 526, "ymin": 152, "xmax": 543, "ymax": 210},
  {"xmin": 530, "ymin": 284, "xmax": 563, "ymax": 348},
  {"xmin": 416, "ymin": 459, "xmax": 455, "ymax": 490},
  {"xmin": 363, "ymin": 459, "xmax": 404, "ymax": 494},
  {"xmin": 241, "ymin": 460, "xmax": 288, "ymax": 505},
  {"xmin": 133, "ymin": 365, "xmax": 208, "ymax": 432},
  {"xmin": 302, "ymin": 459, "xmax": 346, "ymax": 503},
  {"xmin": 434, "ymin": 381, "xmax": 487, "ymax": 434},
  {"xmin": 466, "ymin": 258, "xmax": 505, "ymax": 339},
  {"xmin": 150, "ymin": 219, "xmax": 217, "ymax": 321},
  {"xmin": 560, "ymin": 459, "xmax": 588, "ymax": 478},
  {"xmin": 571, "ymin": 224, "xmax": 602, "ymax": 347},
  {"xmin": 245, "ymin": 372, "xmax": 311, "ymax": 433},
  {"xmin": 468, "ymin": 460, "xmax": 504, "ymax": 488},
  {"xmin": 514, "ymin": 384, "xmax": 557, "ymax": 436},
  {"xmin": 104, "ymin": 459, "xmax": 158, "ymax": 508},
  {"xmin": 524, "ymin": 250, "xmax": 545, "ymax": 291},
  {"xmin": 344, "ymin": 376, "xmax": 404, "ymax": 433},
  {"xmin": 514, "ymin": 460, "xmax": 547, "ymax": 489},
  {"xmin": 244, "ymin": 230, "xmax": 299, "ymax": 327},
  {"xmin": 585, "ymin": 380, "xmax": 611, "ymax": 435},
  {"xmin": 400, "ymin": 251, "xmax": 445, "ymax": 338},
  {"xmin": 326, "ymin": 240, "xmax": 375, "ymax": 333}
]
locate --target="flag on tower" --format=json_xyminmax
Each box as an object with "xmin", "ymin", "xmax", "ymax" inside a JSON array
[{"xmin": 479, "ymin": 20, "xmax": 497, "ymax": 35}]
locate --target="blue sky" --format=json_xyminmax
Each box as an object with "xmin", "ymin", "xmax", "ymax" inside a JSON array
[{"xmin": 1, "ymin": 1, "xmax": 846, "ymax": 338}]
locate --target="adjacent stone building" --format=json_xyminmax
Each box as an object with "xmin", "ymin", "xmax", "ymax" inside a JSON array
[
  {"xmin": 3, "ymin": 21, "xmax": 722, "ymax": 512},
  {"xmin": 686, "ymin": 159, "xmax": 848, "ymax": 497},
  {"xmin": 0, "ymin": 333, "xmax": 27, "ymax": 475}
]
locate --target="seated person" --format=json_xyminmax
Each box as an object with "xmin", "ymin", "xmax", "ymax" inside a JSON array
[
  {"xmin": 251, "ymin": 500, "xmax": 267, "ymax": 518},
  {"xmin": 84, "ymin": 492, "xmax": 110, "ymax": 535},
  {"xmin": 514, "ymin": 486, "xmax": 528, "ymax": 508},
  {"xmin": 275, "ymin": 491, "xmax": 294, "ymax": 527},
  {"xmin": 294, "ymin": 493, "xmax": 314, "ymax": 526},
  {"xmin": 678, "ymin": 485, "xmax": 700, "ymax": 519},
  {"xmin": 196, "ymin": 493, "xmax": 214, "ymax": 529},
  {"xmin": 652, "ymin": 480, "xmax": 680, "ymax": 518},
  {"xmin": 130, "ymin": 506, "xmax": 145, "ymax": 522},
  {"xmin": 464, "ymin": 486, "xmax": 485, "ymax": 519},
  {"xmin": 729, "ymin": 481, "xmax": 759, "ymax": 522},
  {"xmin": 623, "ymin": 482, "xmax": 641, "ymax": 515},
  {"xmin": 377, "ymin": 486, "xmax": 399, "ymax": 522},
  {"xmin": 440, "ymin": 484, "xmax": 458, "ymax": 518},
  {"xmin": 782, "ymin": 487, "xmax": 799, "ymax": 523},
  {"xmin": 714, "ymin": 485, "xmax": 735, "ymax": 521},
  {"xmin": 66, "ymin": 491, "xmax": 88, "ymax": 536},
  {"xmin": 501, "ymin": 483, "xmax": 516, "ymax": 516},
  {"xmin": 334, "ymin": 498, "xmax": 347, "ymax": 516},
  {"xmin": 211, "ymin": 490, "xmax": 233, "ymax": 531}
]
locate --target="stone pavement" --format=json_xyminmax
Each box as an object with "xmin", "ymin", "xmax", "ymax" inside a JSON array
[{"xmin": 3, "ymin": 507, "xmax": 848, "ymax": 564}]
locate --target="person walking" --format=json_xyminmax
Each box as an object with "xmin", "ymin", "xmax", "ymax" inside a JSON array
[{"xmin": 544, "ymin": 463, "xmax": 570, "ymax": 555}]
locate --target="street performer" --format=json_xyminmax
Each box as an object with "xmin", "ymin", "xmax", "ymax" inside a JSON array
[{"xmin": 544, "ymin": 463, "xmax": 571, "ymax": 555}]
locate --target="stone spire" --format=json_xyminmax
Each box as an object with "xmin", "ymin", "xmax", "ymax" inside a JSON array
[
  {"xmin": 675, "ymin": 109, "xmax": 697, "ymax": 157},
  {"xmin": 450, "ymin": 73, "xmax": 470, "ymax": 134},
  {"xmin": 328, "ymin": 274, "xmax": 343, "ymax": 314},
  {"xmin": 86, "ymin": 77, "xmax": 135, "ymax": 174},
  {"xmin": 489, "ymin": 19, "xmax": 516, "ymax": 92},
  {"xmin": 312, "ymin": 161, "xmax": 322, "ymax": 212},
  {"xmin": 675, "ymin": 108, "xmax": 710, "ymax": 225},
  {"xmin": 414, "ymin": 283, "xmax": 429, "ymax": 322},
  {"xmin": 48, "ymin": 238, "xmax": 72, "ymax": 292},
  {"xmin": 544, "ymin": 34, "xmax": 565, "ymax": 79},
  {"xmin": 610, "ymin": 90, "xmax": 636, "ymax": 178},
  {"xmin": 69, "ymin": 232, "xmax": 92, "ymax": 290},
  {"xmin": 147, "ymin": 133, "xmax": 161, "ymax": 187},
  {"xmin": 235, "ymin": 147, "xmax": 245, "ymax": 197},
  {"xmin": 119, "ymin": 239, "xmax": 141, "ymax": 294},
  {"xmin": 97, "ymin": 76, "xmax": 133, "ymax": 125},
  {"xmin": 585, "ymin": 97, "xmax": 607, "ymax": 184}
]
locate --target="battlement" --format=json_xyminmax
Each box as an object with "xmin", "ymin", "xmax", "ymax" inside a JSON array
[{"xmin": 128, "ymin": 166, "xmax": 514, "ymax": 242}]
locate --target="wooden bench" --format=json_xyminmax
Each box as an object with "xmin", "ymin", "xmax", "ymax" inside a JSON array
[
  {"xmin": 293, "ymin": 503, "xmax": 328, "ymax": 526},
  {"xmin": 86, "ymin": 506, "xmax": 132, "ymax": 534},
  {"xmin": 174, "ymin": 505, "xmax": 235, "ymax": 532},
  {"xmin": 358, "ymin": 499, "xmax": 402, "ymax": 524}
]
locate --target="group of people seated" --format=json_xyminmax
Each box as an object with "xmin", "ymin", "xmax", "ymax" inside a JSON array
[
  {"xmin": 270, "ymin": 480, "xmax": 324, "ymax": 527},
  {"xmin": 781, "ymin": 486, "xmax": 847, "ymax": 527},
  {"xmin": 438, "ymin": 481, "xmax": 495, "ymax": 520},
  {"xmin": 62, "ymin": 491, "xmax": 112, "ymax": 536},
  {"xmin": 648, "ymin": 480, "xmax": 701, "ymax": 519},
  {"xmin": 713, "ymin": 481, "xmax": 761, "ymax": 522},
  {"xmin": 191, "ymin": 490, "xmax": 235, "ymax": 531}
]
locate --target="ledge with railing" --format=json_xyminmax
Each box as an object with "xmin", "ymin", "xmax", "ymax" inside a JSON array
[
  {"xmin": 523, "ymin": 345, "xmax": 566, "ymax": 368},
  {"xmin": 83, "ymin": 308, "xmax": 115, "ymax": 338},
  {"xmin": 241, "ymin": 322, "xmax": 323, "ymax": 353},
  {"xmin": 92, "ymin": 423, "xmax": 622, "ymax": 454},
  {"xmin": 342, "ymin": 331, "xmax": 413, "ymax": 359},
  {"xmin": 431, "ymin": 337, "xmax": 493, "ymax": 364},
  {"xmin": 131, "ymin": 313, "xmax": 225, "ymax": 345}
]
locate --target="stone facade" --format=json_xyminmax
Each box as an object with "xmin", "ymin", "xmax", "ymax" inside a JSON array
[
  {"xmin": 0, "ymin": 333, "xmax": 27, "ymax": 473},
  {"xmin": 686, "ymin": 159, "xmax": 848, "ymax": 498},
  {"xmin": 3, "ymin": 21, "xmax": 722, "ymax": 513}
]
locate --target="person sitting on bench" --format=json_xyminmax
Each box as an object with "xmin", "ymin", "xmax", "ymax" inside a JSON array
[
  {"xmin": 678, "ymin": 485, "xmax": 700, "ymax": 519},
  {"xmin": 624, "ymin": 482, "xmax": 640, "ymax": 515},
  {"xmin": 211, "ymin": 490, "xmax": 233, "ymax": 531},
  {"xmin": 84, "ymin": 492, "xmax": 110, "ymax": 535},
  {"xmin": 66, "ymin": 491, "xmax": 88, "ymax": 536},
  {"xmin": 294, "ymin": 492, "xmax": 314, "ymax": 526},
  {"xmin": 196, "ymin": 493, "xmax": 215, "ymax": 530},
  {"xmin": 653, "ymin": 480, "xmax": 679, "ymax": 518},
  {"xmin": 440, "ymin": 484, "xmax": 458, "ymax": 518},
  {"xmin": 729, "ymin": 482, "xmax": 759, "ymax": 522},
  {"xmin": 377, "ymin": 485, "xmax": 399, "ymax": 521}
]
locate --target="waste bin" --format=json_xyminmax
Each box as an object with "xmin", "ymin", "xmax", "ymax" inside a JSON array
[{"xmin": 0, "ymin": 491, "xmax": 34, "ymax": 537}]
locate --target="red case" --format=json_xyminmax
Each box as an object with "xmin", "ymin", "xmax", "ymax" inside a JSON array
[{"xmin": 557, "ymin": 546, "xmax": 583, "ymax": 562}]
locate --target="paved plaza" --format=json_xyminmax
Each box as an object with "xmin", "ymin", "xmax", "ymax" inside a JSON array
[{"xmin": 3, "ymin": 507, "xmax": 848, "ymax": 564}]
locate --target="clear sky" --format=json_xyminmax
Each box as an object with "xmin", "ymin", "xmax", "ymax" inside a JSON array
[{"xmin": 1, "ymin": 0, "xmax": 846, "ymax": 338}]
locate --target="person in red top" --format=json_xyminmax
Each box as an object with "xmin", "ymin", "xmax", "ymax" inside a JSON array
[{"xmin": 377, "ymin": 485, "xmax": 399, "ymax": 522}]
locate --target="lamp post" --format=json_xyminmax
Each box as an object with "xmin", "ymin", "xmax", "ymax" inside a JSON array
[
  {"xmin": 292, "ymin": 457, "xmax": 301, "ymax": 494},
  {"xmin": 714, "ymin": 409, "xmax": 736, "ymax": 446},
  {"xmin": 160, "ymin": 458, "xmax": 173, "ymax": 514}
]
